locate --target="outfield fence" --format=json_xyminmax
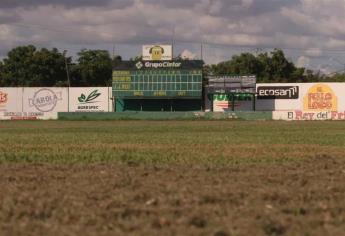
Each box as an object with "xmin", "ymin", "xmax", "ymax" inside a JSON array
[
  {"xmin": 0, "ymin": 87, "xmax": 112, "ymax": 120},
  {"xmin": 0, "ymin": 83, "xmax": 344, "ymax": 120}
]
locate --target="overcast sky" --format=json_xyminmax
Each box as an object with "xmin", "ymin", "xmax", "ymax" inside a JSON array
[{"xmin": 1, "ymin": 0, "xmax": 345, "ymax": 73}]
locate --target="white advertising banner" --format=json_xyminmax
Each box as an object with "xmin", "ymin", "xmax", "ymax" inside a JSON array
[
  {"xmin": 22, "ymin": 87, "xmax": 68, "ymax": 120},
  {"xmin": 0, "ymin": 88, "xmax": 22, "ymax": 112},
  {"xmin": 256, "ymin": 83, "xmax": 345, "ymax": 120},
  {"xmin": 69, "ymin": 87, "xmax": 109, "ymax": 112},
  {"xmin": 142, "ymin": 45, "xmax": 173, "ymax": 61},
  {"xmin": 0, "ymin": 88, "xmax": 23, "ymax": 120}
]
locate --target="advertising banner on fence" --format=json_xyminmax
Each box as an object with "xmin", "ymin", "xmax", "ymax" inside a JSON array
[
  {"xmin": 257, "ymin": 86, "xmax": 299, "ymax": 99},
  {"xmin": 69, "ymin": 87, "xmax": 109, "ymax": 112},
  {"xmin": 213, "ymin": 94, "xmax": 253, "ymax": 112},
  {"xmin": 255, "ymin": 83, "xmax": 302, "ymax": 111},
  {"xmin": 0, "ymin": 88, "xmax": 23, "ymax": 120},
  {"xmin": 261, "ymin": 83, "xmax": 345, "ymax": 120},
  {"xmin": 22, "ymin": 87, "xmax": 68, "ymax": 119},
  {"xmin": 0, "ymin": 88, "xmax": 22, "ymax": 112}
]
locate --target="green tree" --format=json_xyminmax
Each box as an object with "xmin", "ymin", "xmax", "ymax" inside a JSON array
[
  {"xmin": 230, "ymin": 53, "xmax": 263, "ymax": 76},
  {"xmin": 129, "ymin": 55, "xmax": 143, "ymax": 62},
  {"xmin": 74, "ymin": 49, "xmax": 113, "ymax": 86},
  {"xmin": 33, "ymin": 48, "xmax": 69, "ymax": 86},
  {"xmin": 207, "ymin": 49, "xmax": 308, "ymax": 83},
  {"xmin": 1, "ymin": 45, "xmax": 68, "ymax": 86},
  {"xmin": 264, "ymin": 49, "xmax": 297, "ymax": 82},
  {"xmin": 209, "ymin": 53, "xmax": 261, "ymax": 76},
  {"xmin": 324, "ymin": 73, "xmax": 345, "ymax": 82},
  {"xmin": 1, "ymin": 45, "xmax": 35, "ymax": 86}
]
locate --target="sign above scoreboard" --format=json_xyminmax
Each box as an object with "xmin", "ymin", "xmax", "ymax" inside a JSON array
[{"xmin": 142, "ymin": 45, "xmax": 173, "ymax": 61}]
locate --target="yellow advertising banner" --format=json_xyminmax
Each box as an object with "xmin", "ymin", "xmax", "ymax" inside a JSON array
[{"xmin": 303, "ymin": 84, "xmax": 337, "ymax": 111}]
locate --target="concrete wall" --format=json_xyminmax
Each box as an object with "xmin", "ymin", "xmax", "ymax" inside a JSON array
[{"xmin": 58, "ymin": 111, "xmax": 272, "ymax": 121}]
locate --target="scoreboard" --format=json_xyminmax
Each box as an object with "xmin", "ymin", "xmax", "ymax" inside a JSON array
[
  {"xmin": 206, "ymin": 75, "xmax": 256, "ymax": 94},
  {"xmin": 113, "ymin": 60, "xmax": 203, "ymax": 98}
]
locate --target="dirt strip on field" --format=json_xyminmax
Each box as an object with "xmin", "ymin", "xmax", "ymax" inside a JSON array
[{"xmin": 1, "ymin": 155, "xmax": 345, "ymax": 236}]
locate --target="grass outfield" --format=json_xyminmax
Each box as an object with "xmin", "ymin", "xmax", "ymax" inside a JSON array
[
  {"xmin": 0, "ymin": 120, "xmax": 345, "ymax": 165},
  {"xmin": 1, "ymin": 121, "xmax": 345, "ymax": 236}
]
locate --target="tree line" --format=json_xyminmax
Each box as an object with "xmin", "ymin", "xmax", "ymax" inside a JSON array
[
  {"xmin": 0, "ymin": 45, "xmax": 344, "ymax": 87},
  {"xmin": 205, "ymin": 49, "xmax": 345, "ymax": 83},
  {"xmin": 0, "ymin": 45, "xmax": 121, "ymax": 87}
]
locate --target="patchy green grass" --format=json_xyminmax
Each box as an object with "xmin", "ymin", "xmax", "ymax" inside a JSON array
[{"xmin": 0, "ymin": 120, "xmax": 345, "ymax": 165}]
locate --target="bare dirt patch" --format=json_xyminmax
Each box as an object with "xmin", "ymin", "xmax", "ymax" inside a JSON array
[{"xmin": 1, "ymin": 155, "xmax": 345, "ymax": 236}]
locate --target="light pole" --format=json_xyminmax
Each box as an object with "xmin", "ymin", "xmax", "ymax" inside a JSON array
[
  {"xmin": 63, "ymin": 50, "xmax": 71, "ymax": 112},
  {"xmin": 63, "ymin": 50, "xmax": 71, "ymax": 87},
  {"xmin": 171, "ymin": 27, "xmax": 175, "ymax": 59}
]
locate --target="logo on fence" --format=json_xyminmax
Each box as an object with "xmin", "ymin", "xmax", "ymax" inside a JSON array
[
  {"xmin": 78, "ymin": 90, "xmax": 101, "ymax": 104},
  {"xmin": 0, "ymin": 91, "xmax": 8, "ymax": 105},
  {"xmin": 257, "ymin": 86, "xmax": 299, "ymax": 99},
  {"xmin": 77, "ymin": 89, "xmax": 102, "ymax": 111},
  {"xmin": 29, "ymin": 88, "xmax": 63, "ymax": 112},
  {"xmin": 303, "ymin": 84, "xmax": 337, "ymax": 111}
]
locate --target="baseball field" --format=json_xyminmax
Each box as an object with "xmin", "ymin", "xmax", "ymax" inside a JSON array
[{"xmin": 1, "ymin": 120, "xmax": 345, "ymax": 235}]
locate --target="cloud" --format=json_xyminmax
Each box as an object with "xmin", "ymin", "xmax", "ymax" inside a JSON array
[
  {"xmin": 305, "ymin": 48, "xmax": 323, "ymax": 57},
  {"xmin": 141, "ymin": 0, "xmax": 198, "ymax": 9},
  {"xmin": 297, "ymin": 56, "xmax": 310, "ymax": 68},
  {"xmin": 281, "ymin": 0, "xmax": 345, "ymax": 39},
  {"xmin": 0, "ymin": 10, "xmax": 22, "ymax": 23},
  {"xmin": 0, "ymin": 0, "xmax": 129, "ymax": 9},
  {"xmin": 0, "ymin": 0, "xmax": 345, "ymax": 69},
  {"xmin": 180, "ymin": 49, "xmax": 196, "ymax": 59}
]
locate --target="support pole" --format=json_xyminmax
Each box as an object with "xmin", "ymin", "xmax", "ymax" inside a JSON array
[
  {"xmin": 231, "ymin": 93, "xmax": 235, "ymax": 112},
  {"xmin": 253, "ymin": 94, "xmax": 256, "ymax": 111},
  {"xmin": 200, "ymin": 43, "xmax": 203, "ymax": 61}
]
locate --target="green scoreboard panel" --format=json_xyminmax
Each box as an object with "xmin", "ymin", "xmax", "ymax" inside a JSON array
[{"xmin": 112, "ymin": 60, "xmax": 203, "ymax": 98}]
